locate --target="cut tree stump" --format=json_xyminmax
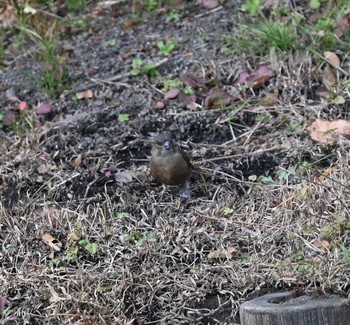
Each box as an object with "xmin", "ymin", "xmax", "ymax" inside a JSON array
[{"xmin": 240, "ymin": 291, "xmax": 350, "ymax": 325}]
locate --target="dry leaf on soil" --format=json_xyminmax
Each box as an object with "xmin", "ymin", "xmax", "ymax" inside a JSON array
[
  {"xmin": 18, "ymin": 101, "xmax": 27, "ymax": 112},
  {"xmin": 178, "ymin": 92, "xmax": 197, "ymax": 109},
  {"xmin": 180, "ymin": 73, "xmax": 207, "ymax": 89},
  {"xmin": 115, "ymin": 171, "xmax": 133, "ymax": 183},
  {"xmin": 3, "ymin": 110, "xmax": 16, "ymax": 126},
  {"xmin": 0, "ymin": 4, "xmax": 16, "ymax": 28},
  {"xmin": 42, "ymin": 233, "xmax": 62, "ymax": 252},
  {"xmin": 204, "ymin": 87, "xmax": 237, "ymax": 109},
  {"xmin": 247, "ymin": 66, "xmax": 274, "ymax": 89},
  {"xmin": 37, "ymin": 103, "xmax": 52, "ymax": 115},
  {"xmin": 73, "ymin": 154, "xmax": 83, "ymax": 168},
  {"xmin": 234, "ymin": 66, "xmax": 274, "ymax": 89},
  {"xmin": 164, "ymin": 88, "xmax": 180, "ymax": 100},
  {"xmin": 323, "ymin": 51, "xmax": 340, "ymax": 68},
  {"xmin": 322, "ymin": 64, "xmax": 337, "ymax": 87},
  {"xmin": 305, "ymin": 118, "xmax": 350, "ymax": 143},
  {"xmin": 207, "ymin": 246, "xmax": 236, "ymax": 259},
  {"xmin": 155, "ymin": 101, "xmax": 165, "ymax": 109},
  {"xmin": 313, "ymin": 240, "xmax": 330, "ymax": 251},
  {"xmin": 76, "ymin": 89, "xmax": 93, "ymax": 99},
  {"xmin": 203, "ymin": 0, "xmax": 219, "ymax": 9}
]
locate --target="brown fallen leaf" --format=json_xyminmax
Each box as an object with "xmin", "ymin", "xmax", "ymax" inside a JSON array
[
  {"xmin": 315, "ymin": 86, "xmax": 330, "ymax": 98},
  {"xmin": 42, "ymin": 233, "xmax": 62, "ymax": 252},
  {"xmin": 234, "ymin": 71, "xmax": 250, "ymax": 86},
  {"xmin": 207, "ymin": 246, "xmax": 236, "ymax": 259},
  {"xmin": 234, "ymin": 66, "xmax": 274, "ymax": 89},
  {"xmin": 0, "ymin": 4, "xmax": 16, "ymax": 28},
  {"xmin": 203, "ymin": 0, "xmax": 219, "ymax": 10},
  {"xmin": 247, "ymin": 66, "xmax": 274, "ymax": 89},
  {"xmin": 164, "ymin": 88, "xmax": 180, "ymax": 100},
  {"xmin": 73, "ymin": 154, "xmax": 83, "ymax": 168},
  {"xmin": 322, "ymin": 64, "xmax": 337, "ymax": 87},
  {"xmin": 313, "ymin": 240, "xmax": 330, "ymax": 251},
  {"xmin": 178, "ymin": 92, "xmax": 197, "ymax": 109},
  {"xmin": 3, "ymin": 110, "xmax": 16, "ymax": 126},
  {"xmin": 155, "ymin": 101, "xmax": 165, "ymax": 109},
  {"xmin": 180, "ymin": 73, "xmax": 207, "ymax": 89},
  {"xmin": 204, "ymin": 87, "xmax": 237, "ymax": 109},
  {"xmin": 37, "ymin": 103, "xmax": 52, "ymax": 115},
  {"xmin": 323, "ymin": 51, "xmax": 340, "ymax": 68},
  {"xmin": 76, "ymin": 89, "xmax": 93, "ymax": 100},
  {"xmin": 305, "ymin": 118, "xmax": 350, "ymax": 143}
]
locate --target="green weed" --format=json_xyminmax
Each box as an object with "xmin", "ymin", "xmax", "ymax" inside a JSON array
[
  {"xmin": 9, "ymin": 3, "xmax": 70, "ymax": 95},
  {"xmin": 160, "ymin": 78, "xmax": 182, "ymax": 92},
  {"xmin": 157, "ymin": 39, "xmax": 177, "ymax": 56},
  {"xmin": 144, "ymin": 0, "xmax": 159, "ymax": 11},
  {"xmin": 241, "ymin": 0, "xmax": 262, "ymax": 16},
  {"xmin": 131, "ymin": 58, "xmax": 159, "ymax": 77},
  {"xmin": 166, "ymin": 12, "xmax": 181, "ymax": 22},
  {"xmin": 118, "ymin": 114, "xmax": 129, "ymax": 123}
]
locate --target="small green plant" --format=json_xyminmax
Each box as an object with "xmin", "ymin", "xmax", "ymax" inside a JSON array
[
  {"xmin": 183, "ymin": 86, "xmax": 194, "ymax": 95},
  {"xmin": 50, "ymin": 258, "xmax": 62, "ymax": 267},
  {"xmin": 161, "ymin": 78, "xmax": 182, "ymax": 92},
  {"xmin": 118, "ymin": 114, "xmax": 129, "ymax": 123},
  {"xmin": 157, "ymin": 39, "xmax": 177, "ymax": 56},
  {"xmin": 11, "ymin": 5, "xmax": 70, "ymax": 95},
  {"xmin": 232, "ymin": 12, "xmax": 299, "ymax": 56},
  {"xmin": 144, "ymin": 0, "xmax": 159, "ymax": 11},
  {"xmin": 123, "ymin": 231, "xmax": 158, "ymax": 248},
  {"xmin": 286, "ymin": 122, "xmax": 303, "ymax": 135},
  {"xmin": 64, "ymin": 13, "xmax": 89, "ymax": 31},
  {"xmin": 255, "ymin": 113, "xmax": 271, "ymax": 124},
  {"xmin": 258, "ymin": 176, "xmax": 274, "ymax": 184},
  {"xmin": 107, "ymin": 39, "xmax": 118, "ymax": 47},
  {"xmin": 241, "ymin": 0, "xmax": 263, "ymax": 16},
  {"xmin": 131, "ymin": 57, "xmax": 144, "ymax": 75},
  {"xmin": 223, "ymin": 207, "xmax": 233, "ymax": 215},
  {"xmin": 310, "ymin": 17, "xmax": 338, "ymax": 49},
  {"xmin": 0, "ymin": 45, "xmax": 5, "ymax": 57},
  {"xmin": 249, "ymin": 20, "xmax": 298, "ymax": 52},
  {"xmin": 166, "ymin": 12, "xmax": 180, "ymax": 22},
  {"xmin": 130, "ymin": 58, "xmax": 159, "ymax": 77},
  {"xmin": 79, "ymin": 239, "xmax": 99, "ymax": 255},
  {"xmin": 67, "ymin": 247, "xmax": 78, "ymax": 262},
  {"xmin": 0, "ymin": 112, "xmax": 3, "ymax": 129},
  {"xmin": 297, "ymin": 263, "xmax": 313, "ymax": 273},
  {"xmin": 309, "ymin": 0, "xmax": 321, "ymax": 9},
  {"xmin": 66, "ymin": 0, "xmax": 87, "ymax": 9},
  {"xmin": 39, "ymin": 37, "xmax": 70, "ymax": 96},
  {"xmin": 340, "ymin": 245, "xmax": 350, "ymax": 266},
  {"xmin": 314, "ymin": 18, "xmax": 335, "ymax": 31}
]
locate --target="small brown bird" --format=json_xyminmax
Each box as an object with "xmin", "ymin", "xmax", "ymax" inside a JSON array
[{"xmin": 150, "ymin": 133, "xmax": 192, "ymax": 199}]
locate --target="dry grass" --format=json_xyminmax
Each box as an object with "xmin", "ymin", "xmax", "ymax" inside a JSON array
[
  {"xmin": 2, "ymin": 2, "xmax": 350, "ymax": 324},
  {"xmin": 2, "ymin": 102, "xmax": 350, "ymax": 324}
]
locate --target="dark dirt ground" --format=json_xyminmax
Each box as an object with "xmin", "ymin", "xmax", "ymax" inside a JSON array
[{"xmin": 1, "ymin": 1, "xmax": 350, "ymax": 324}]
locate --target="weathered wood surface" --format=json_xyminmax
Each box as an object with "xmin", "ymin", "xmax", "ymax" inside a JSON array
[{"xmin": 240, "ymin": 292, "xmax": 350, "ymax": 325}]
